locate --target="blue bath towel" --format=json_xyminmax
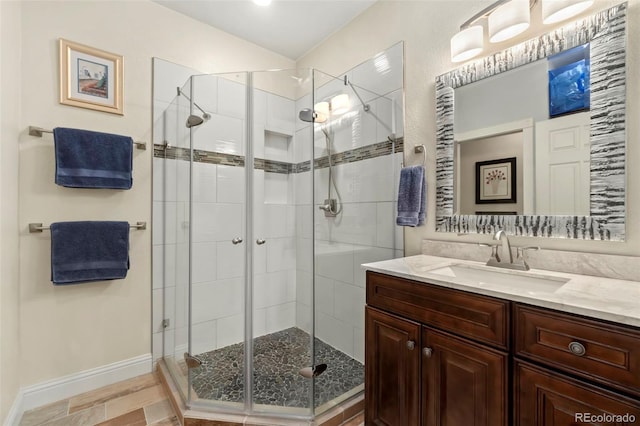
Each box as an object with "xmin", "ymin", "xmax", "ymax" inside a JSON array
[
  {"xmin": 397, "ymin": 165, "xmax": 426, "ymax": 227},
  {"xmin": 53, "ymin": 127, "xmax": 133, "ymax": 189},
  {"xmin": 50, "ymin": 221, "xmax": 130, "ymax": 285}
]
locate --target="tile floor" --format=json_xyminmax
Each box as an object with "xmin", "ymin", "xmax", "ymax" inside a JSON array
[
  {"xmin": 18, "ymin": 373, "xmax": 180, "ymax": 426},
  {"xmin": 17, "ymin": 372, "xmax": 363, "ymax": 426}
]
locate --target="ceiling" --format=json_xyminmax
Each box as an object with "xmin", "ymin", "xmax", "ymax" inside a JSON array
[{"xmin": 154, "ymin": 0, "xmax": 377, "ymax": 60}]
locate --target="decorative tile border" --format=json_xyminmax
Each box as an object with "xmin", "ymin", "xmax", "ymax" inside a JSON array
[
  {"xmin": 435, "ymin": 4, "xmax": 627, "ymax": 241},
  {"xmin": 154, "ymin": 137, "xmax": 403, "ymax": 175}
]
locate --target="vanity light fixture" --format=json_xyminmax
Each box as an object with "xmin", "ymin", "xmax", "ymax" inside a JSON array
[
  {"xmin": 451, "ymin": 0, "xmax": 593, "ymax": 62},
  {"xmin": 488, "ymin": 0, "xmax": 531, "ymax": 43},
  {"xmin": 313, "ymin": 94, "xmax": 351, "ymax": 120},
  {"xmin": 541, "ymin": 0, "xmax": 594, "ymax": 24}
]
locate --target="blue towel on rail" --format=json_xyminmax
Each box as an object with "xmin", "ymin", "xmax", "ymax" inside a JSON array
[
  {"xmin": 50, "ymin": 221, "xmax": 130, "ymax": 285},
  {"xmin": 53, "ymin": 127, "xmax": 133, "ymax": 189},
  {"xmin": 397, "ymin": 165, "xmax": 426, "ymax": 227}
]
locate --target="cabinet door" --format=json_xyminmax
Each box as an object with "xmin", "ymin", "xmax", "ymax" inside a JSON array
[
  {"xmin": 422, "ymin": 327, "xmax": 508, "ymax": 426},
  {"xmin": 516, "ymin": 361, "xmax": 640, "ymax": 426},
  {"xmin": 365, "ymin": 306, "xmax": 420, "ymax": 426}
]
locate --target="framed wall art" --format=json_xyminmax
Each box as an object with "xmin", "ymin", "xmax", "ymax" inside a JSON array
[
  {"xmin": 59, "ymin": 38, "xmax": 123, "ymax": 115},
  {"xmin": 475, "ymin": 157, "xmax": 516, "ymax": 204}
]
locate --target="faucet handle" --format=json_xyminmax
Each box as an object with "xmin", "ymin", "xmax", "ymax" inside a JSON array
[{"xmin": 517, "ymin": 246, "xmax": 540, "ymax": 257}]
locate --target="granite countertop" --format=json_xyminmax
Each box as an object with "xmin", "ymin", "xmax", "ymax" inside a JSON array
[{"xmin": 362, "ymin": 255, "xmax": 640, "ymax": 328}]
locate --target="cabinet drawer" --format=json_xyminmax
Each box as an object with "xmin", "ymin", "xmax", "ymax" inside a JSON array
[
  {"xmin": 366, "ymin": 271, "xmax": 509, "ymax": 349},
  {"xmin": 515, "ymin": 304, "xmax": 640, "ymax": 397},
  {"xmin": 515, "ymin": 360, "xmax": 640, "ymax": 425}
]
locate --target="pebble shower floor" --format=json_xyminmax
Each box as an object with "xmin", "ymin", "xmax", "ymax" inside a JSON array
[{"xmin": 190, "ymin": 327, "xmax": 364, "ymax": 408}]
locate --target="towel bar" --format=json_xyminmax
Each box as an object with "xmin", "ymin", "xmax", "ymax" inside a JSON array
[
  {"xmin": 28, "ymin": 126, "xmax": 147, "ymax": 150},
  {"xmin": 29, "ymin": 221, "xmax": 147, "ymax": 233}
]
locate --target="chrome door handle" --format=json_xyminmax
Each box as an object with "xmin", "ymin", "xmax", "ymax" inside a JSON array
[
  {"xmin": 256, "ymin": 239, "xmax": 266, "ymax": 245},
  {"xmin": 232, "ymin": 237, "xmax": 243, "ymax": 245}
]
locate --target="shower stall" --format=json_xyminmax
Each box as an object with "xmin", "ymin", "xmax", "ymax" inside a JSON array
[{"xmin": 152, "ymin": 43, "xmax": 404, "ymax": 422}]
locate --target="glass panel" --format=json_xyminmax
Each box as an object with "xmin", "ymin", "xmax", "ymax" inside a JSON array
[
  {"xmin": 160, "ymin": 76, "xmax": 193, "ymax": 402},
  {"xmin": 250, "ymin": 68, "xmax": 314, "ymax": 418},
  {"xmin": 312, "ymin": 42, "xmax": 405, "ymax": 415},
  {"xmin": 187, "ymin": 72, "xmax": 248, "ymax": 411}
]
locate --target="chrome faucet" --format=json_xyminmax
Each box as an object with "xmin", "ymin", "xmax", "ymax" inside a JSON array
[{"xmin": 484, "ymin": 230, "xmax": 539, "ymax": 271}]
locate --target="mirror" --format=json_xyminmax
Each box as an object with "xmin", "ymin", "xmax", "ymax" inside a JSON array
[{"xmin": 435, "ymin": 3, "xmax": 627, "ymax": 241}]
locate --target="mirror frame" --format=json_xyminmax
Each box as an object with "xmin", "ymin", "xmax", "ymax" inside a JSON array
[{"xmin": 435, "ymin": 3, "xmax": 626, "ymax": 241}]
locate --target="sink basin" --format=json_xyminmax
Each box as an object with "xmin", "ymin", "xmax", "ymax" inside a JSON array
[{"xmin": 426, "ymin": 263, "xmax": 570, "ymax": 293}]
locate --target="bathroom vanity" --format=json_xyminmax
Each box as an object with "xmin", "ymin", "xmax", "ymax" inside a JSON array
[{"xmin": 363, "ymin": 255, "xmax": 640, "ymax": 426}]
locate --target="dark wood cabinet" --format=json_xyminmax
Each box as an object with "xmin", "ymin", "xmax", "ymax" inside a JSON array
[
  {"xmin": 422, "ymin": 328, "xmax": 508, "ymax": 426},
  {"xmin": 365, "ymin": 270, "xmax": 640, "ymax": 426},
  {"xmin": 515, "ymin": 361, "xmax": 640, "ymax": 426},
  {"xmin": 365, "ymin": 306, "xmax": 420, "ymax": 426}
]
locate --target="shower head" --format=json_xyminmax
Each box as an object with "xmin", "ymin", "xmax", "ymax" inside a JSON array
[
  {"xmin": 298, "ymin": 108, "xmax": 327, "ymax": 124},
  {"xmin": 298, "ymin": 108, "xmax": 315, "ymax": 123},
  {"xmin": 186, "ymin": 114, "xmax": 205, "ymax": 128}
]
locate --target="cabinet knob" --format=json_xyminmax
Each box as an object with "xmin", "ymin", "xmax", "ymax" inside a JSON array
[
  {"xmin": 568, "ymin": 341, "xmax": 586, "ymax": 356},
  {"xmin": 232, "ymin": 237, "xmax": 243, "ymax": 245},
  {"xmin": 256, "ymin": 238, "xmax": 266, "ymax": 245},
  {"xmin": 423, "ymin": 347, "xmax": 433, "ymax": 358},
  {"xmin": 407, "ymin": 340, "xmax": 416, "ymax": 350}
]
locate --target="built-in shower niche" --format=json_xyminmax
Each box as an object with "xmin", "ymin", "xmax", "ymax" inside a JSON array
[{"xmin": 263, "ymin": 129, "xmax": 294, "ymax": 205}]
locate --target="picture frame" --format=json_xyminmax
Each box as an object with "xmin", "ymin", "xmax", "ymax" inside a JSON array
[
  {"xmin": 475, "ymin": 157, "xmax": 517, "ymax": 204},
  {"xmin": 59, "ymin": 39, "xmax": 123, "ymax": 115}
]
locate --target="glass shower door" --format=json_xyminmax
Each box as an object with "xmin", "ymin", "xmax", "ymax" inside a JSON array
[
  {"xmin": 187, "ymin": 72, "xmax": 248, "ymax": 410},
  {"xmin": 249, "ymin": 68, "xmax": 314, "ymax": 417}
]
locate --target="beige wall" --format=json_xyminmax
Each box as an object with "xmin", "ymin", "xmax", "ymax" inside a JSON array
[
  {"xmin": 1, "ymin": 0, "xmax": 23, "ymax": 420},
  {"xmin": 298, "ymin": 0, "xmax": 640, "ymax": 257},
  {"xmin": 16, "ymin": 0, "xmax": 293, "ymax": 389}
]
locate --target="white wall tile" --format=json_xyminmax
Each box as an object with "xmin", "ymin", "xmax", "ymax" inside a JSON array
[
  {"xmin": 216, "ymin": 314, "xmax": 245, "ymax": 349},
  {"xmin": 353, "ymin": 327, "xmax": 364, "ymax": 364},
  {"xmin": 253, "ymin": 89, "xmax": 267, "ymax": 125},
  {"xmin": 333, "ymin": 281, "xmax": 364, "ymax": 328},
  {"xmin": 264, "ymin": 173, "xmax": 290, "ymax": 204},
  {"xmin": 265, "ymin": 302, "xmax": 296, "ymax": 334},
  {"xmin": 315, "ymin": 241, "xmax": 354, "ymax": 284},
  {"xmin": 253, "ymin": 307, "xmax": 267, "ymax": 338},
  {"xmin": 191, "ymin": 320, "xmax": 217, "ymax": 355},
  {"xmin": 193, "ymin": 113, "xmax": 244, "ymax": 155},
  {"xmin": 253, "ymin": 123, "xmax": 265, "ymax": 159},
  {"xmin": 175, "ymin": 243, "xmax": 190, "ymax": 286},
  {"xmin": 315, "ymin": 275, "xmax": 334, "ymax": 316},
  {"xmin": 266, "ymin": 237, "xmax": 296, "ymax": 273},
  {"xmin": 153, "ymin": 288, "xmax": 164, "ymax": 334},
  {"xmin": 152, "ymin": 58, "xmax": 199, "ymax": 104},
  {"xmin": 354, "ymin": 246, "xmax": 394, "ymax": 288},
  {"xmin": 376, "ymin": 202, "xmax": 396, "ymax": 249},
  {"xmin": 192, "ymin": 278, "xmax": 243, "ymax": 323},
  {"xmin": 153, "ymin": 157, "xmax": 166, "ymax": 202},
  {"xmin": 153, "ymin": 331, "xmax": 163, "ymax": 363},
  {"xmin": 294, "ymin": 172, "xmax": 312, "ymax": 205},
  {"xmin": 192, "ymin": 202, "xmax": 242, "ymax": 243},
  {"xmin": 316, "ymin": 312, "xmax": 354, "ymax": 357},
  {"xmin": 157, "ymin": 159, "xmax": 177, "ymax": 202},
  {"xmin": 192, "ymin": 162, "xmax": 217, "ymax": 203},
  {"xmin": 295, "ymin": 205, "xmax": 313, "ymax": 239},
  {"xmin": 296, "ymin": 237, "xmax": 313, "ymax": 273},
  {"xmin": 296, "ymin": 303, "xmax": 311, "ymax": 334},
  {"xmin": 218, "ymin": 78, "xmax": 246, "ymax": 120},
  {"xmin": 216, "ymin": 241, "xmax": 245, "ymax": 279},
  {"xmin": 153, "ymin": 243, "xmax": 176, "ymax": 289},
  {"xmin": 264, "ymin": 204, "xmax": 287, "ymax": 238},
  {"xmin": 294, "ymin": 127, "xmax": 312, "ymax": 164},
  {"xmin": 296, "ymin": 270, "xmax": 312, "ymax": 307},
  {"xmin": 174, "ymin": 283, "xmax": 188, "ymax": 329},
  {"xmin": 192, "ymin": 74, "xmax": 218, "ymax": 115},
  {"xmin": 191, "ymin": 242, "xmax": 217, "ymax": 283},
  {"xmin": 325, "ymin": 202, "xmax": 378, "ymax": 247},
  {"xmin": 266, "ymin": 94, "xmax": 295, "ymax": 135},
  {"xmin": 217, "ymin": 165, "xmax": 245, "ymax": 204}
]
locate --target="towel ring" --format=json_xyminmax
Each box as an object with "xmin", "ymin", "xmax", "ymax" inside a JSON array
[{"xmin": 402, "ymin": 144, "xmax": 426, "ymax": 168}]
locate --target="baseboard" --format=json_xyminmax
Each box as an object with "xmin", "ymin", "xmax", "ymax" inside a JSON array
[{"xmin": 4, "ymin": 353, "xmax": 152, "ymax": 426}]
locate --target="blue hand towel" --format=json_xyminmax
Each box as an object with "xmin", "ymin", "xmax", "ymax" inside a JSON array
[
  {"xmin": 51, "ymin": 221, "xmax": 130, "ymax": 285},
  {"xmin": 397, "ymin": 165, "xmax": 426, "ymax": 227},
  {"xmin": 53, "ymin": 127, "xmax": 133, "ymax": 189}
]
